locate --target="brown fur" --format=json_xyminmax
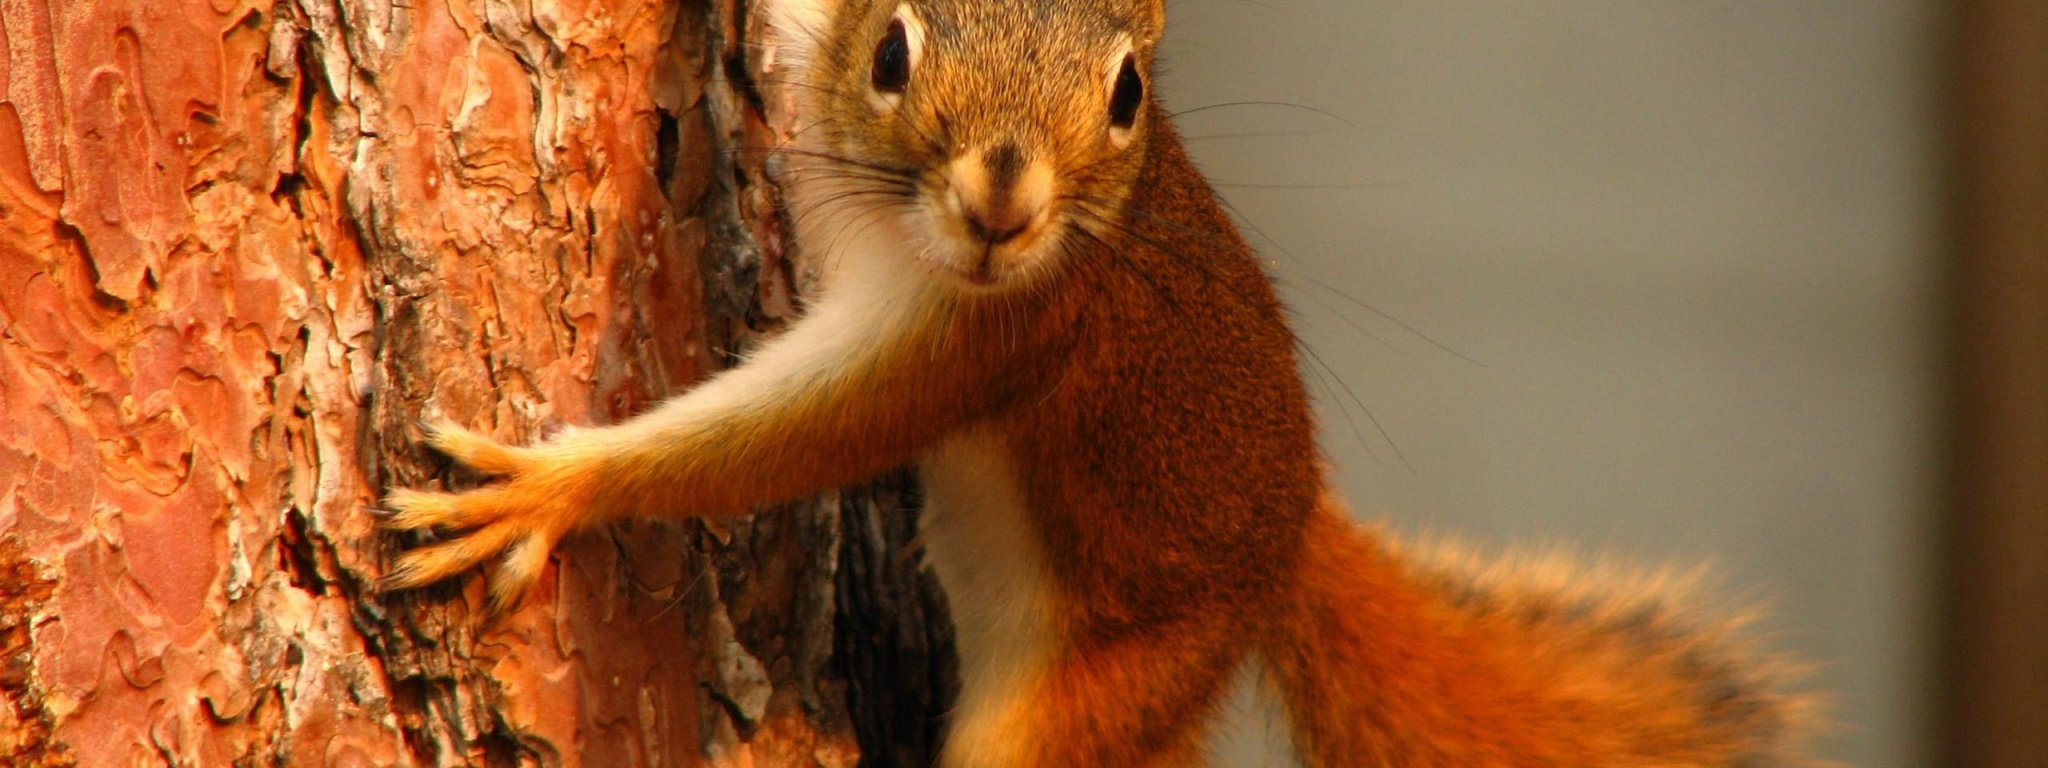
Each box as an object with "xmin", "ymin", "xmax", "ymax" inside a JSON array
[{"xmin": 383, "ymin": 0, "xmax": 1815, "ymax": 763}]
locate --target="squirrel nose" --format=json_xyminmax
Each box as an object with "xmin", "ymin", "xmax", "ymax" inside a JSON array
[
  {"xmin": 963, "ymin": 200, "xmax": 1034, "ymax": 245},
  {"xmin": 950, "ymin": 143, "xmax": 1052, "ymax": 246}
]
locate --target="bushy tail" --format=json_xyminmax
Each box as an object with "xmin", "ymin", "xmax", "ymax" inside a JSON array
[{"xmin": 1261, "ymin": 507, "xmax": 1818, "ymax": 766}]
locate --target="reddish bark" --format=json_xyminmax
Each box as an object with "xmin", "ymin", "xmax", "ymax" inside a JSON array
[{"xmin": 0, "ymin": 1, "xmax": 949, "ymax": 765}]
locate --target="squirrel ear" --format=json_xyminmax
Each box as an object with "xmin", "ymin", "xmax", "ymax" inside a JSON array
[{"xmin": 1141, "ymin": 0, "xmax": 1166, "ymax": 38}]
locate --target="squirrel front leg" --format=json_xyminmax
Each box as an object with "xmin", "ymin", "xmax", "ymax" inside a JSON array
[{"xmin": 380, "ymin": 267, "xmax": 1002, "ymax": 608}]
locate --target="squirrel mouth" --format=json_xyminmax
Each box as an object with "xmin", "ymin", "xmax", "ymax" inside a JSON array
[
  {"xmin": 909, "ymin": 195, "xmax": 1061, "ymax": 291},
  {"xmin": 917, "ymin": 230, "xmax": 1020, "ymax": 289},
  {"xmin": 965, "ymin": 247, "xmax": 999, "ymax": 286}
]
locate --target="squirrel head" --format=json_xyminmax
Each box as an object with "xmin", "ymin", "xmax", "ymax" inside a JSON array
[{"xmin": 764, "ymin": 0, "xmax": 1166, "ymax": 292}]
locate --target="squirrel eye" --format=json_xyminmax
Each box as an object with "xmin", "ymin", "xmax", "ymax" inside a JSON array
[
  {"xmin": 1109, "ymin": 55, "xmax": 1143, "ymax": 128},
  {"xmin": 872, "ymin": 20, "xmax": 911, "ymax": 94}
]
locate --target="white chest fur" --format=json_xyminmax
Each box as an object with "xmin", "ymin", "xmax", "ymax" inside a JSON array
[{"xmin": 917, "ymin": 429, "xmax": 1059, "ymax": 765}]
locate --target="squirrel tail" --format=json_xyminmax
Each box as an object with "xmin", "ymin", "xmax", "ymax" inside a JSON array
[{"xmin": 1261, "ymin": 502, "xmax": 1821, "ymax": 766}]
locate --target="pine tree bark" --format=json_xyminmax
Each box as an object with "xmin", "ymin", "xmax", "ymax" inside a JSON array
[{"xmin": 0, "ymin": 1, "xmax": 953, "ymax": 765}]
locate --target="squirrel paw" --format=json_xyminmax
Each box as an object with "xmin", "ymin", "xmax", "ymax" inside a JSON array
[{"xmin": 378, "ymin": 420, "xmax": 585, "ymax": 612}]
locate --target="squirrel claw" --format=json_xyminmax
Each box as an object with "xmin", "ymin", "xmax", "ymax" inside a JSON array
[
  {"xmin": 383, "ymin": 520, "xmax": 522, "ymax": 590},
  {"xmin": 378, "ymin": 419, "xmax": 580, "ymax": 607},
  {"xmin": 421, "ymin": 420, "xmax": 534, "ymax": 478},
  {"xmin": 485, "ymin": 535, "xmax": 554, "ymax": 614},
  {"xmin": 378, "ymin": 487, "xmax": 484, "ymax": 532}
]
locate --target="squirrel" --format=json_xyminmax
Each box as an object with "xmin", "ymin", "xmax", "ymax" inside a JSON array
[{"xmin": 378, "ymin": 0, "xmax": 1817, "ymax": 764}]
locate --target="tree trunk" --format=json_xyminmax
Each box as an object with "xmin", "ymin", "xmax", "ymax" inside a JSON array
[{"xmin": 0, "ymin": 1, "xmax": 954, "ymax": 765}]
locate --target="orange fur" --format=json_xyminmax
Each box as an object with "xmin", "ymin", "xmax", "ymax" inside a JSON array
[
  {"xmin": 382, "ymin": 0, "xmax": 1814, "ymax": 763},
  {"xmin": 1268, "ymin": 505, "xmax": 1814, "ymax": 766}
]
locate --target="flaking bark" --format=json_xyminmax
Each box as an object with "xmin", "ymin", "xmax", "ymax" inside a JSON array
[{"xmin": 0, "ymin": 1, "xmax": 954, "ymax": 765}]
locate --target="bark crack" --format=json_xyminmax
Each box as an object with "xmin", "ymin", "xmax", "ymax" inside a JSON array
[{"xmin": 0, "ymin": 539, "xmax": 70, "ymax": 767}]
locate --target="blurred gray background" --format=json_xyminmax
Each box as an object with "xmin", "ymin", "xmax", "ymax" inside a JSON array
[{"xmin": 1158, "ymin": 2, "xmax": 1942, "ymax": 765}]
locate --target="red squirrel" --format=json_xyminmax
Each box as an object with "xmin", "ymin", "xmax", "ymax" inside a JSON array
[{"xmin": 380, "ymin": 0, "xmax": 1815, "ymax": 763}]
